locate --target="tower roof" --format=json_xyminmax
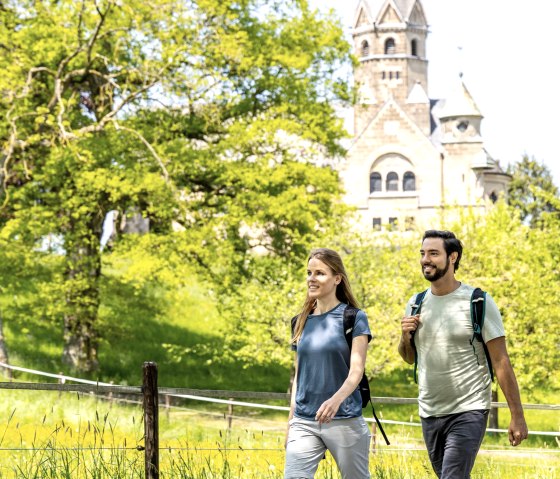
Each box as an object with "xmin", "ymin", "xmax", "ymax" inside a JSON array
[
  {"xmin": 437, "ymin": 77, "xmax": 483, "ymax": 119},
  {"xmin": 358, "ymin": 0, "xmax": 423, "ymax": 23}
]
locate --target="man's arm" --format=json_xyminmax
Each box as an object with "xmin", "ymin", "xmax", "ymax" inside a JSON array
[{"xmin": 486, "ymin": 337, "xmax": 528, "ymax": 446}]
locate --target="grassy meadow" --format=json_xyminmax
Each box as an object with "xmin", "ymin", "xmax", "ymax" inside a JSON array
[
  {"xmin": 0, "ymin": 272, "xmax": 558, "ymax": 477},
  {"xmin": 0, "ymin": 389, "xmax": 557, "ymax": 478}
]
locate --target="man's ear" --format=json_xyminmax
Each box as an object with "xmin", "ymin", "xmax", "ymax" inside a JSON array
[{"xmin": 450, "ymin": 251, "xmax": 459, "ymax": 264}]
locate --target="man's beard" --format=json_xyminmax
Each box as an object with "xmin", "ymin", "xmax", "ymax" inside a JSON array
[{"xmin": 422, "ymin": 256, "xmax": 451, "ymax": 282}]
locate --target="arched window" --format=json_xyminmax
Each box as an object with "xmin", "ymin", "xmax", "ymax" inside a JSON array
[
  {"xmin": 384, "ymin": 38, "xmax": 396, "ymax": 55},
  {"xmin": 361, "ymin": 40, "xmax": 370, "ymax": 57},
  {"xmin": 370, "ymin": 172, "xmax": 382, "ymax": 193},
  {"xmin": 489, "ymin": 191, "xmax": 498, "ymax": 203},
  {"xmin": 386, "ymin": 172, "xmax": 398, "ymax": 191},
  {"xmin": 403, "ymin": 171, "xmax": 416, "ymax": 191},
  {"xmin": 411, "ymin": 39, "xmax": 418, "ymax": 56}
]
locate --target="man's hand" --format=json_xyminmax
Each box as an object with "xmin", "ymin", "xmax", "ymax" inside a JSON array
[
  {"xmin": 509, "ymin": 416, "xmax": 528, "ymax": 446},
  {"xmin": 401, "ymin": 314, "xmax": 420, "ymax": 341},
  {"xmin": 398, "ymin": 314, "xmax": 421, "ymax": 364}
]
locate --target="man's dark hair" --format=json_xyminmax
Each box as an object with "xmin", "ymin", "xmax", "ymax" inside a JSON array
[{"xmin": 422, "ymin": 230, "xmax": 463, "ymax": 271}]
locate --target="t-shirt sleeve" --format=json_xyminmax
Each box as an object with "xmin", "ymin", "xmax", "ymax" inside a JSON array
[
  {"xmin": 482, "ymin": 293, "xmax": 505, "ymax": 342},
  {"xmin": 353, "ymin": 309, "xmax": 372, "ymax": 343},
  {"xmin": 404, "ymin": 294, "xmax": 416, "ymax": 316}
]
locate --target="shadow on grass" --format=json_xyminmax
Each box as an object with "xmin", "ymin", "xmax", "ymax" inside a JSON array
[
  {"xmin": 97, "ymin": 274, "xmax": 291, "ymax": 392},
  {"xmin": 2, "ymin": 270, "xmax": 297, "ymax": 395}
]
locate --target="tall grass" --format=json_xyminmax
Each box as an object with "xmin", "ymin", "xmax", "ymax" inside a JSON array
[{"xmin": 0, "ymin": 390, "xmax": 557, "ymax": 478}]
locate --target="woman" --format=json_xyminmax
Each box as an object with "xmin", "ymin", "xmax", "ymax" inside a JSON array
[{"xmin": 284, "ymin": 248, "xmax": 371, "ymax": 479}]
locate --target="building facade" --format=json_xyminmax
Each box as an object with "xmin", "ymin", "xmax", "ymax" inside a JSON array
[{"xmin": 339, "ymin": 0, "xmax": 510, "ymax": 230}]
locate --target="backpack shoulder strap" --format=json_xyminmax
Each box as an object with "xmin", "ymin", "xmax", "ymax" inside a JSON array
[
  {"xmin": 343, "ymin": 305, "xmax": 359, "ymax": 351},
  {"xmin": 411, "ymin": 290, "xmax": 428, "ymax": 383},
  {"xmin": 470, "ymin": 288, "xmax": 486, "ymax": 338},
  {"xmin": 411, "ymin": 289, "xmax": 428, "ymax": 315},
  {"xmin": 290, "ymin": 314, "xmax": 298, "ymax": 339},
  {"xmin": 470, "ymin": 288, "xmax": 494, "ymax": 381}
]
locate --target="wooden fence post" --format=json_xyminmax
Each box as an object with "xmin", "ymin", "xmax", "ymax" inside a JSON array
[
  {"xmin": 226, "ymin": 399, "xmax": 234, "ymax": 431},
  {"xmin": 143, "ymin": 362, "xmax": 159, "ymax": 479},
  {"xmin": 165, "ymin": 394, "xmax": 171, "ymax": 419},
  {"xmin": 58, "ymin": 372, "xmax": 64, "ymax": 399}
]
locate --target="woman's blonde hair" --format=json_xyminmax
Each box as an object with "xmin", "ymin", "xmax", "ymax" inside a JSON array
[{"xmin": 291, "ymin": 248, "xmax": 360, "ymax": 344}]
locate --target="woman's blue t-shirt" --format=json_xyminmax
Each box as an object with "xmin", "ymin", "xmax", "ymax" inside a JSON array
[{"xmin": 292, "ymin": 303, "xmax": 372, "ymax": 420}]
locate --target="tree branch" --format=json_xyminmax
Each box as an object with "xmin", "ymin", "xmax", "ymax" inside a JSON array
[
  {"xmin": 16, "ymin": 67, "xmax": 56, "ymax": 100},
  {"xmin": 114, "ymin": 122, "xmax": 169, "ymax": 183}
]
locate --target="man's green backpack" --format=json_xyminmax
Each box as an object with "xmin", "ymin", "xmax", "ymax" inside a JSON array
[{"xmin": 410, "ymin": 287, "xmax": 494, "ymax": 383}]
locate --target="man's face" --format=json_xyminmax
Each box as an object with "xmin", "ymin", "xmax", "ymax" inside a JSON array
[{"xmin": 420, "ymin": 237, "xmax": 451, "ymax": 282}]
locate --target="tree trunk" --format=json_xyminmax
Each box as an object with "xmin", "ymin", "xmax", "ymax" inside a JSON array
[
  {"xmin": 488, "ymin": 388, "xmax": 499, "ymax": 432},
  {"xmin": 62, "ymin": 237, "xmax": 101, "ymax": 372},
  {"xmin": 0, "ymin": 309, "xmax": 12, "ymax": 379}
]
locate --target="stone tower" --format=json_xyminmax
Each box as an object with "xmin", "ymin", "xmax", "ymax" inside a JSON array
[
  {"xmin": 353, "ymin": 0, "xmax": 430, "ymax": 136},
  {"xmin": 340, "ymin": 0, "xmax": 511, "ymax": 231}
]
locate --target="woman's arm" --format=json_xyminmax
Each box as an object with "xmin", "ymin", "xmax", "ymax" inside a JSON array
[
  {"xmin": 285, "ymin": 354, "xmax": 298, "ymax": 447},
  {"xmin": 315, "ymin": 334, "xmax": 368, "ymax": 423}
]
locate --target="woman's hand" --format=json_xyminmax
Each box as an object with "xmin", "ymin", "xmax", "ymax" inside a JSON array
[{"xmin": 315, "ymin": 398, "xmax": 342, "ymax": 423}]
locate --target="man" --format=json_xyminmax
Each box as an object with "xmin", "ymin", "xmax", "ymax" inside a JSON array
[{"xmin": 399, "ymin": 230, "xmax": 528, "ymax": 479}]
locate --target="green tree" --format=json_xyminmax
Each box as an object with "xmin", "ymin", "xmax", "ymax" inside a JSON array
[
  {"xmin": 0, "ymin": 0, "xmax": 352, "ymax": 371},
  {"xmin": 507, "ymin": 155, "xmax": 559, "ymax": 226}
]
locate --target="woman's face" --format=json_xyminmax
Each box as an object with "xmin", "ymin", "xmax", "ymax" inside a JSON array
[{"xmin": 307, "ymin": 257, "xmax": 340, "ymax": 302}]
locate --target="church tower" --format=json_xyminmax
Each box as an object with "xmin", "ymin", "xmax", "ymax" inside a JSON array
[
  {"xmin": 353, "ymin": 0, "xmax": 430, "ymax": 136},
  {"xmin": 339, "ymin": 0, "xmax": 511, "ymax": 231}
]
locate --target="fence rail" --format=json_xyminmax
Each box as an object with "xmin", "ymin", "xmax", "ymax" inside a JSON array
[{"xmin": 1, "ymin": 382, "xmax": 558, "ymax": 411}]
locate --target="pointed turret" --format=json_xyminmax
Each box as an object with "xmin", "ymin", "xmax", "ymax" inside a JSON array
[{"xmin": 435, "ymin": 76, "xmax": 483, "ymax": 142}]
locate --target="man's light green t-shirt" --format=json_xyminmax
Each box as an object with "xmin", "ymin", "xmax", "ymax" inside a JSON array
[{"xmin": 405, "ymin": 283, "xmax": 505, "ymax": 418}]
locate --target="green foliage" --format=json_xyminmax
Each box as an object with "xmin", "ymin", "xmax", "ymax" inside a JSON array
[
  {"xmin": 507, "ymin": 155, "xmax": 560, "ymax": 226},
  {"xmin": 0, "ymin": 0, "xmax": 353, "ymax": 369},
  {"xmin": 213, "ymin": 203, "xmax": 560, "ymax": 396}
]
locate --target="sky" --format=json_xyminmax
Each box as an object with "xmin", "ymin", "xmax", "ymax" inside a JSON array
[{"xmin": 309, "ymin": 0, "xmax": 560, "ymax": 185}]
